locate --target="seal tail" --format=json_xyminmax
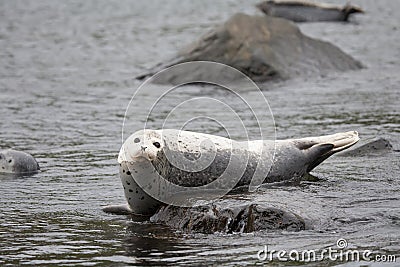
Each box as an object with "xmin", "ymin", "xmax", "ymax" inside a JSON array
[{"xmin": 294, "ymin": 131, "xmax": 360, "ymax": 172}]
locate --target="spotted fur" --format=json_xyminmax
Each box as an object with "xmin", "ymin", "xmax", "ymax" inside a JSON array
[{"xmin": 108, "ymin": 129, "xmax": 359, "ymax": 215}]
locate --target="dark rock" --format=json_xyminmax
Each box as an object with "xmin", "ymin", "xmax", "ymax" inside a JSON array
[
  {"xmin": 137, "ymin": 13, "xmax": 362, "ymax": 84},
  {"xmin": 150, "ymin": 202, "xmax": 305, "ymax": 234},
  {"xmin": 256, "ymin": 1, "xmax": 364, "ymax": 22},
  {"xmin": 338, "ymin": 138, "xmax": 393, "ymax": 157}
]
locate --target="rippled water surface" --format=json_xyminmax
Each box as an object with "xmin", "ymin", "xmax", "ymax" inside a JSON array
[{"xmin": 0, "ymin": 0, "xmax": 399, "ymax": 266}]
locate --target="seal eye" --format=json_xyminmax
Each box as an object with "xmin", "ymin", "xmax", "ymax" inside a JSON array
[
  {"xmin": 134, "ymin": 138, "xmax": 140, "ymax": 143},
  {"xmin": 153, "ymin": 142, "xmax": 161, "ymax": 148}
]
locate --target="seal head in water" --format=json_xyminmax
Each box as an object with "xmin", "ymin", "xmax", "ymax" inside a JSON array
[
  {"xmin": 103, "ymin": 129, "xmax": 359, "ymax": 216},
  {"xmin": 0, "ymin": 149, "xmax": 40, "ymax": 175}
]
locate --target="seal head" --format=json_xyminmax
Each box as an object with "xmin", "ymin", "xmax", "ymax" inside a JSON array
[
  {"xmin": 0, "ymin": 149, "xmax": 40, "ymax": 175},
  {"xmin": 118, "ymin": 130, "xmax": 164, "ymax": 163},
  {"xmin": 117, "ymin": 130, "xmax": 164, "ymax": 215}
]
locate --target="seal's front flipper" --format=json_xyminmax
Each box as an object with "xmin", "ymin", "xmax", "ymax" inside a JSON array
[{"xmin": 102, "ymin": 204, "xmax": 133, "ymax": 215}]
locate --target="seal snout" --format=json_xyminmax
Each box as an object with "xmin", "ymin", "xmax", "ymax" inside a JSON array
[
  {"xmin": 127, "ymin": 145, "xmax": 150, "ymax": 162},
  {"xmin": 120, "ymin": 141, "xmax": 152, "ymax": 163}
]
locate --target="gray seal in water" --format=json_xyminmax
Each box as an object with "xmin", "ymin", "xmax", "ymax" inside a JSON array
[
  {"xmin": 256, "ymin": 0, "xmax": 364, "ymax": 22},
  {"xmin": 103, "ymin": 129, "xmax": 359, "ymax": 215},
  {"xmin": 0, "ymin": 149, "xmax": 40, "ymax": 174}
]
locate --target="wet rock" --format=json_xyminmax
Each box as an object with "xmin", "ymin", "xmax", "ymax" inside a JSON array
[
  {"xmin": 137, "ymin": 13, "xmax": 362, "ymax": 84},
  {"xmin": 338, "ymin": 138, "xmax": 393, "ymax": 157},
  {"xmin": 256, "ymin": 1, "xmax": 364, "ymax": 22},
  {"xmin": 150, "ymin": 202, "xmax": 305, "ymax": 234}
]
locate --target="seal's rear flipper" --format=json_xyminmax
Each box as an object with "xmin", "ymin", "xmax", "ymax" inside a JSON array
[{"xmin": 295, "ymin": 131, "xmax": 360, "ymax": 172}]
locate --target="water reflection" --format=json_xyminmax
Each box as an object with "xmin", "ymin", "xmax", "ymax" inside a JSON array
[{"xmin": 123, "ymin": 222, "xmax": 188, "ymax": 265}]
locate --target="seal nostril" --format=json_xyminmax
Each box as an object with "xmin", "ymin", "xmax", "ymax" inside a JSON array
[{"xmin": 141, "ymin": 146, "xmax": 147, "ymax": 152}]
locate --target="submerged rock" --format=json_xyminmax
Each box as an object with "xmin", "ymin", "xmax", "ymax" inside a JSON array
[
  {"xmin": 339, "ymin": 138, "xmax": 393, "ymax": 157},
  {"xmin": 150, "ymin": 202, "xmax": 305, "ymax": 234},
  {"xmin": 256, "ymin": 1, "xmax": 364, "ymax": 22},
  {"xmin": 137, "ymin": 13, "xmax": 362, "ymax": 84}
]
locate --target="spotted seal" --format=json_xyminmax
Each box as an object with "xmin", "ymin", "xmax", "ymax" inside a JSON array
[
  {"xmin": 103, "ymin": 129, "xmax": 359, "ymax": 215},
  {"xmin": 0, "ymin": 149, "xmax": 40, "ymax": 175},
  {"xmin": 256, "ymin": 0, "xmax": 364, "ymax": 22}
]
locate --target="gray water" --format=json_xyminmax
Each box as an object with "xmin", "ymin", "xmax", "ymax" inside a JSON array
[{"xmin": 0, "ymin": 0, "xmax": 399, "ymax": 266}]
